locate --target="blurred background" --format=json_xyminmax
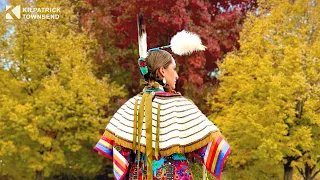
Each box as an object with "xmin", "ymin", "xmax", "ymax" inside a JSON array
[{"xmin": 0, "ymin": 0, "xmax": 319, "ymax": 179}]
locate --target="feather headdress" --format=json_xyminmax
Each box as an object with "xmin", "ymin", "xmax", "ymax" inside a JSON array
[
  {"xmin": 137, "ymin": 14, "xmax": 148, "ymax": 76},
  {"xmin": 137, "ymin": 14, "xmax": 206, "ymax": 77},
  {"xmin": 137, "ymin": 14, "xmax": 147, "ymax": 58},
  {"xmin": 148, "ymin": 30, "xmax": 206, "ymax": 55},
  {"xmin": 170, "ymin": 30, "xmax": 206, "ymax": 55}
]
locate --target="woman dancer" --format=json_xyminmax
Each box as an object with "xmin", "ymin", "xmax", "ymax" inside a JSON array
[{"xmin": 94, "ymin": 15, "xmax": 230, "ymax": 180}]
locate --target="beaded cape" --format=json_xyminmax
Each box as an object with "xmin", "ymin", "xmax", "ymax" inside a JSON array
[{"xmin": 104, "ymin": 91, "xmax": 220, "ymax": 157}]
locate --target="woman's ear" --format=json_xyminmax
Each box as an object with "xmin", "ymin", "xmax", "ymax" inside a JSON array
[{"xmin": 157, "ymin": 67, "xmax": 165, "ymax": 78}]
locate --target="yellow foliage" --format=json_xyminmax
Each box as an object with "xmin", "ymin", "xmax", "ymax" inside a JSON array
[
  {"xmin": 0, "ymin": 0, "xmax": 125, "ymax": 178},
  {"xmin": 209, "ymin": 0, "xmax": 320, "ymax": 179}
]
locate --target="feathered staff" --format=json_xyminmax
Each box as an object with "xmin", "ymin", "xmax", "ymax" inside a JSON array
[{"xmin": 137, "ymin": 14, "xmax": 148, "ymax": 76}]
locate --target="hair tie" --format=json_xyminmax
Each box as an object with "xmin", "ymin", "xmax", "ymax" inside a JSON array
[{"xmin": 138, "ymin": 57, "xmax": 148, "ymax": 76}]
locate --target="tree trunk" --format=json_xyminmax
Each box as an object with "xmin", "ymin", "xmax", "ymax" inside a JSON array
[
  {"xmin": 305, "ymin": 163, "xmax": 312, "ymax": 180},
  {"xmin": 35, "ymin": 170, "xmax": 44, "ymax": 180},
  {"xmin": 284, "ymin": 162, "xmax": 293, "ymax": 180}
]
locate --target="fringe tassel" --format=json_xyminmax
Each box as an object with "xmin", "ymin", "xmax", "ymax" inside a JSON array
[
  {"xmin": 155, "ymin": 103, "xmax": 160, "ymax": 159},
  {"xmin": 103, "ymin": 130, "xmax": 222, "ymax": 156}
]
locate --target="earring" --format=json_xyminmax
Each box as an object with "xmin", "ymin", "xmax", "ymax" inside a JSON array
[{"xmin": 162, "ymin": 78, "xmax": 166, "ymax": 85}]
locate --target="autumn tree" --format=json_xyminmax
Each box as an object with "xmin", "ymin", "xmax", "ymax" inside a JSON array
[
  {"xmin": 0, "ymin": 0, "xmax": 124, "ymax": 179},
  {"xmin": 80, "ymin": 0, "xmax": 256, "ymax": 114},
  {"xmin": 209, "ymin": 0, "xmax": 320, "ymax": 179}
]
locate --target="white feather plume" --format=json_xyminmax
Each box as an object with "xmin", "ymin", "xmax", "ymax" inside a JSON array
[
  {"xmin": 139, "ymin": 32, "xmax": 148, "ymax": 58},
  {"xmin": 137, "ymin": 14, "xmax": 148, "ymax": 58},
  {"xmin": 170, "ymin": 30, "xmax": 206, "ymax": 55}
]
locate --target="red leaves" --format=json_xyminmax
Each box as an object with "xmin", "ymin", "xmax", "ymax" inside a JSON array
[
  {"xmin": 80, "ymin": 0, "xmax": 256, "ymax": 112},
  {"xmin": 188, "ymin": 54, "xmax": 206, "ymax": 69},
  {"xmin": 189, "ymin": 71, "xmax": 204, "ymax": 86}
]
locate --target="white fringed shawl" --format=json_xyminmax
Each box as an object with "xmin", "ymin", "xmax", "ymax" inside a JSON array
[{"xmin": 104, "ymin": 92, "xmax": 220, "ymax": 156}]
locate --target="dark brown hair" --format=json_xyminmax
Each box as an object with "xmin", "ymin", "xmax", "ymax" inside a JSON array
[{"xmin": 144, "ymin": 50, "xmax": 172, "ymax": 87}]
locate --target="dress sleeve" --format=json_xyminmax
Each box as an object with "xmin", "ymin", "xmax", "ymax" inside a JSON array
[
  {"xmin": 94, "ymin": 133, "xmax": 114, "ymax": 159},
  {"xmin": 94, "ymin": 133, "xmax": 132, "ymax": 180},
  {"xmin": 189, "ymin": 135, "xmax": 231, "ymax": 180}
]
